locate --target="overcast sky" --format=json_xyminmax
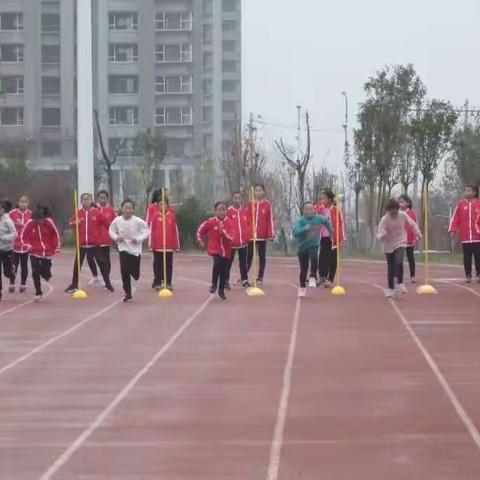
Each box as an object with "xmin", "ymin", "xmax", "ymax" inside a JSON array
[{"xmin": 242, "ymin": 0, "xmax": 480, "ymax": 173}]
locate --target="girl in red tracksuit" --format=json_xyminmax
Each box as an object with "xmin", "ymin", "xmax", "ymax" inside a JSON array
[
  {"xmin": 399, "ymin": 194, "xmax": 419, "ymax": 283},
  {"xmin": 247, "ymin": 184, "xmax": 274, "ymax": 284},
  {"xmin": 96, "ymin": 190, "xmax": 117, "ymax": 282},
  {"xmin": 197, "ymin": 201, "xmax": 235, "ymax": 300},
  {"xmin": 316, "ymin": 189, "xmax": 345, "ymax": 288},
  {"xmin": 9, "ymin": 195, "xmax": 32, "ymax": 293},
  {"xmin": 149, "ymin": 194, "xmax": 180, "ymax": 290},
  {"xmin": 226, "ymin": 192, "xmax": 252, "ymax": 289},
  {"xmin": 449, "ymin": 184, "xmax": 480, "ymax": 283},
  {"xmin": 21, "ymin": 206, "xmax": 60, "ymax": 301},
  {"xmin": 65, "ymin": 193, "xmax": 113, "ymax": 293}
]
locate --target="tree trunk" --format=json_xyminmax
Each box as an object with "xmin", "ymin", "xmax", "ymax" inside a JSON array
[
  {"xmin": 280, "ymin": 227, "xmax": 288, "ymax": 254},
  {"xmin": 106, "ymin": 164, "xmax": 114, "ymax": 205}
]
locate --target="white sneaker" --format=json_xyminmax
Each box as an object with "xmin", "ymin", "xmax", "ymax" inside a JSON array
[
  {"xmin": 297, "ymin": 287, "xmax": 307, "ymax": 298},
  {"xmin": 324, "ymin": 280, "xmax": 333, "ymax": 289},
  {"xmin": 396, "ymin": 283, "xmax": 408, "ymax": 295},
  {"xmin": 34, "ymin": 295, "xmax": 43, "ymax": 302},
  {"xmin": 385, "ymin": 289, "xmax": 395, "ymax": 298},
  {"xmin": 411, "ymin": 277, "xmax": 417, "ymax": 284},
  {"xmin": 308, "ymin": 277, "xmax": 317, "ymax": 288}
]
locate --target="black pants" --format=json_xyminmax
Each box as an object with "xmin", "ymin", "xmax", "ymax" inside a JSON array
[
  {"xmin": 227, "ymin": 246, "xmax": 248, "ymax": 282},
  {"xmin": 462, "ymin": 242, "xmax": 480, "ymax": 278},
  {"xmin": 12, "ymin": 252, "xmax": 29, "ymax": 285},
  {"xmin": 153, "ymin": 251, "xmax": 173, "ymax": 286},
  {"xmin": 386, "ymin": 247, "xmax": 405, "ymax": 290},
  {"xmin": 71, "ymin": 247, "xmax": 110, "ymax": 288},
  {"xmin": 247, "ymin": 240, "xmax": 267, "ymax": 280},
  {"xmin": 0, "ymin": 250, "xmax": 14, "ymax": 293},
  {"xmin": 318, "ymin": 237, "xmax": 337, "ymax": 282},
  {"xmin": 405, "ymin": 246, "xmax": 415, "ymax": 278},
  {"xmin": 98, "ymin": 246, "xmax": 111, "ymax": 277},
  {"xmin": 212, "ymin": 255, "xmax": 229, "ymax": 293},
  {"xmin": 30, "ymin": 256, "xmax": 52, "ymax": 296},
  {"xmin": 299, "ymin": 247, "xmax": 319, "ymax": 287},
  {"xmin": 119, "ymin": 251, "xmax": 141, "ymax": 295}
]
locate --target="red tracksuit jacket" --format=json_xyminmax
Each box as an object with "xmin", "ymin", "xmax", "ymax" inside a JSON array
[
  {"xmin": 315, "ymin": 204, "xmax": 345, "ymax": 247},
  {"xmin": 69, "ymin": 207, "xmax": 104, "ymax": 247},
  {"xmin": 197, "ymin": 216, "xmax": 235, "ymax": 259},
  {"xmin": 9, "ymin": 208, "xmax": 32, "ymax": 253},
  {"xmin": 21, "ymin": 218, "xmax": 61, "ymax": 258},
  {"xmin": 247, "ymin": 199, "xmax": 274, "ymax": 241},
  {"xmin": 449, "ymin": 199, "xmax": 480, "ymax": 243},
  {"xmin": 145, "ymin": 203, "xmax": 176, "ymax": 226},
  {"xmin": 227, "ymin": 206, "xmax": 251, "ymax": 248},
  {"xmin": 404, "ymin": 209, "xmax": 419, "ymax": 247},
  {"xmin": 149, "ymin": 209, "xmax": 180, "ymax": 252},
  {"xmin": 98, "ymin": 205, "xmax": 117, "ymax": 246}
]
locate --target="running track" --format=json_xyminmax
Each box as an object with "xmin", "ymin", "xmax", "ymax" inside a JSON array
[{"xmin": 0, "ymin": 253, "xmax": 479, "ymax": 479}]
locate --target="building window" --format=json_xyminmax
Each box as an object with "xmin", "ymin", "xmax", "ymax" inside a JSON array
[
  {"xmin": 203, "ymin": 24, "xmax": 213, "ymax": 43},
  {"xmin": 0, "ymin": 12, "xmax": 23, "ymax": 31},
  {"xmin": 155, "ymin": 75, "xmax": 192, "ymax": 94},
  {"xmin": 222, "ymin": 20, "xmax": 237, "ymax": 32},
  {"xmin": 109, "ymin": 106, "xmax": 139, "ymax": 125},
  {"xmin": 203, "ymin": 79, "xmax": 212, "ymax": 97},
  {"xmin": 42, "ymin": 76, "xmax": 61, "ymax": 94},
  {"xmin": 0, "ymin": 44, "xmax": 24, "ymax": 62},
  {"xmin": 203, "ymin": 106, "xmax": 213, "ymax": 122},
  {"xmin": 155, "ymin": 106, "xmax": 192, "ymax": 126},
  {"xmin": 155, "ymin": 43, "xmax": 192, "ymax": 63},
  {"xmin": 223, "ymin": 0, "xmax": 237, "ymax": 12},
  {"xmin": 0, "ymin": 107, "xmax": 24, "ymax": 125},
  {"xmin": 109, "ymin": 44, "xmax": 138, "ymax": 62},
  {"xmin": 155, "ymin": 11, "xmax": 192, "ymax": 31},
  {"xmin": 109, "ymin": 75, "xmax": 139, "ymax": 94},
  {"xmin": 222, "ymin": 40, "xmax": 236, "ymax": 52},
  {"xmin": 41, "ymin": 13, "xmax": 60, "ymax": 32},
  {"xmin": 222, "ymin": 60, "xmax": 237, "ymax": 73},
  {"xmin": 203, "ymin": 133, "xmax": 213, "ymax": 150},
  {"xmin": 108, "ymin": 137, "xmax": 134, "ymax": 157},
  {"xmin": 42, "ymin": 108, "xmax": 61, "ymax": 126},
  {"xmin": 41, "ymin": 45, "xmax": 61, "ymax": 64},
  {"xmin": 222, "ymin": 80, "xmax": 237, "ymax": 93},
  {"xmin": 223, "ymin": 100, "xmax": 237, "ymax": 112},
  {"xmin": 0, "ymin": 76, "xmax": 24, "ymax": 94},
  {"xmin": 41, "ymin": 141, "xmax": 61, "ymax": 157},
  {"xmin": 109, "ymin": 12, "xmax": 138, "ymax": 31},
  {"xmin": 203, "ymin": 52, "xmax": 213, "ymax": 69}
]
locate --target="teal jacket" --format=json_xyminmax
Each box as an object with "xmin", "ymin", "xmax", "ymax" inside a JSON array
[{"xmin": 292, "ymin": 214, "xmax": 333, "ymax": 252}]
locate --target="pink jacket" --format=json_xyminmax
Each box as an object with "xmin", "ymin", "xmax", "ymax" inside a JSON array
[{"xmin": 376, "ymin": 212, "xmax": 421, "ymax": 254}]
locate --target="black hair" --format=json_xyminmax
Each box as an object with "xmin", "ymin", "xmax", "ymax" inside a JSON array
[
  {"xmin": 0, "ymin": 200, "xmax": 12, "ymax": 213},
  {"xmin": 386, "ymin": 199, "xmax": 400, "ymax": 212},
  {"xmin": 398, "ymin": 194, "xmax": 412, "ymax": 208},
  {"xmin": 465, "ymin": 184, "xmax": 479, "ymax": 199},
  {"xmin": 253, "ymin": 183, "xmax": 265, "ymax": 192},
  {"xmin": 151, "ymin": 188, "xmax": 169, "ymax": 205},
  {"xmin": 302, "ymin": 200, "xmax": 315, "ymax": 209},
  {"xmin": 214, "ymin": 201, "xmax": 227, "ymax": 210},
  {"xmin": 121, "ymin": 198, "xmax": 135, "ymax": 208},
  {"xmin": 321, "ymin": 189, "xmax": 335, "ymax": 201},
  {"xmin": 97, "ymin": 190, "xmax": 109, "ymax": 198},
  {"xmin": 80, "ymin": 192, "xmax": 93, "ymax": 201},
  {"xmin": 32, "ymin": 205, "xmax": 51, "ymax": 221},
  {"xmin": 232, "ymin": 191, "xmax": 243, "ymax": 197}
]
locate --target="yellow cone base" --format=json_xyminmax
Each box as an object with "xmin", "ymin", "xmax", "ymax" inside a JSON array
[
  {"xmin": 72, "ymin": 289, "xmax": 88, "ymax": 300},
  {"xmin": 416, "ymin": 284, "xmax": 437, "ymax": 295},
  {"xmin": 246, "ymin": 286, "xmax": 265, "ymax": 297},
  {"xmin": 158, "ymin": 288, "xmax": 174, "ymax": 299},
  {"xmin": 331, "ymin": 285, "xmax": 346, "ymax": 296}
]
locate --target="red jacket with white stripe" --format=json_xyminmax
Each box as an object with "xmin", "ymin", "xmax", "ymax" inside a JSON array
[
  {"xmin": 149, "ymin": 209, "xmax": 180, "ymax": 252},
  {"xmin": 247, "ymin": 199, "xmax": 275, "ymax": 241},
  {"xmin": 21, "ymin": 218, "xmax": 60, "ymax": 258},
  {"xmin": 197, "ymin": 216, "xmax": 235, "ymax": 259},
  {"xmin": 315, "ymin": 204, "xmax": 345, "ymax": 247},
  {"xmin": 405, "ymin": 209, "xmax": 419, "ymax": 247},
  {"xmin": 145, "ymin": 203, "xmax": 176, "ymax": 227},
  {"xmin": 98, "ymin": 205, "xmax": 117, "ymax": 246},
  {"xmin": 69, "ymin": 207, "xmax": 104, "ymax": 247},
  {"xmin": 449, "ymin": 199, "xmax": 480, "ymax": 243},
  {"xmin": 227, "ymin": 206, "xmax": 251, "ymax": 248},
  {"xmin": 9, "ymin": 208, "xmax": 32, "ymax": 253}
]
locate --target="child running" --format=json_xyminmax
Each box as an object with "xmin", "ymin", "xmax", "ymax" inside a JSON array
[
  {"xmin": 293, "ymin": 201, "xmax": 332, "ymax": 298},
  {"xmin": 9, "ymin": 195, "xmax": 32, "ymax": 293},
  {"xmin": 226, "ymin": 191, "xmax": 251, "ymax": 289},
  {"xmin": 377, "ymin": 199, "xmax": 422, "ymax": 298},
  {"xmin": 398, "ymin": 194, "xmax": 419, "ymax": 283},
  {"xmin": 95, "ymin": 190, "xmax": 117, "ymax": 284},
  {"xmin": 197, "ymin": 201, "xmax": 235, "ymax": 300},
  {"xmin": 449, "ymin": 184, "xmax": 480, "ymax": 283},
  {"xmin": 109, "ymin": 199, "xmax": 150, "ymax": 302},
  {"xmin": 0, "ymin": 201, "xmax": 17, "ymax": 302},
  {"xmin": 21, "ymin": 206, "xmax": 61, "ymax": 302}
]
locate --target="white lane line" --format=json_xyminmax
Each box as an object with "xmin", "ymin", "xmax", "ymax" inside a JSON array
[
  {"xmin": 409, "ymin": 321, "xmax": 474, "ymax": 326},
  {"xmin": 39, "ymin": 294, "xmax": 214, "ymax": 480},
  {"xmin": 266, "ymin": 298, "xmax": 301, "ymax": 480},
  {"xmin": 0, "ymin": 283, "xmax": 54, "ymax": 319},
  {"xmin": 454, "ymin": 284, "xmax": 480, "ymax": 299},
  {"xmin": 373, "ymin": 284, "xmax": 480, "ymax": 452}
]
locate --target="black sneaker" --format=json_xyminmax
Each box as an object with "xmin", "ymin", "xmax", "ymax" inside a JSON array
[
  {"xmin": 0, "ymin": 292, "xmax": 2, "ymax": 302},
  {"xmin": 242, "ymin": 280, "xmax": 251, "ymax": 288},
  {"xmin": 209, "ymin": 284, "xmax": 216, "ymax": 294},
  {"xmin": 477, "ymin": 275, "xmax": 480, "ymax": 284},
  {"xmin": 256, "ymin": 278, "xmax": 263, "ymax": 286},
  {"xmin": 8, "ymin": 285, "xmax": 15, "ymax": 293},
  {"xmin": 104, "ymin": 283, "xmax": 115, "ymax": 293},
  {"xmin": 218, "ymin": 290, "xmax": 226, "ymax": 300},
  {"xmin": 65, "ymin": 285, "xmax": 77, "ymax": 293},
  {"xmin": 151, "ymin": 281, "xmax": 156, "ymax": 289},
  {"xmin": 123, "ymin": 294, "xmax": 133, "ymax": 303},
  {"xmin": 166, "ymin": 284, "xmax": 173, "ymax": 291},
  {"xmin": 19, "ymin": 285, "xmax": 26, "ymax": 293},
  {"xmin": 467, "ymin": 276, "xmax": 473, "ymax": 284},
  {"xmin": 225, "ymin": 281, "xmax": 231, "ymax": 291}
]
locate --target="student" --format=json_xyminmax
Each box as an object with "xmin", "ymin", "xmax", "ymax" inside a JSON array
[
  {"xmin": 226, "ymin": 192, "xmax": 252, "ymax": 289},
  {"xmin": 247, "ymin": 183, "xmax": 274, "ymax": 285},
  {"xmin": 65, "ymin": 193, "xmax": 114, "ymax": 293},
  {"xmin": 197, "ymin": 201, "xmax": 235, "ymax": 300},
  {"xmin": 398, "ymin": 194, "xmax": 419, "ymax": 283},
  {"xmin": 9, "ymin": 195, "xmax": 32, "ymax": 293},
  {"xmin": 377, "ymin": 199, "xmax": 422, "ymax": 298},
  {"xmin": 109, "ymin": 199, "xmax": 150, "ymax": 302},
  {"xmin": 21, "ymin": 206, "xmax": 61, "ymax": 302},
  {"xmin": 0, "ymin": 201, "xmax": 17, "ymax": 301},
  {"xmin": 293, "ymin": 201, "xmax": 332, "ymax": 297},
  {"xmin": 149, "ymin": 192, "xmax": 180, "ymax": 290},
  {"xmin": 449, "ymin": 185, "xmax": 480, "ymax": 283},
  {"xmin": 95, "ymin": 190, "xmax": 117, "ymax": 282},
  {"xmin": 316, "ymin": 189, "xmax": 345, "ymax": 288}
]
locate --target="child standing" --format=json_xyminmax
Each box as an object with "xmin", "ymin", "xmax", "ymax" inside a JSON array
[
  {"xmin": 293, "ymin": 201, "xmax": 332, "ymax": 297},
  {"xmin": 9, "ymin": 195, "xmax": 32, "ymax": 293},
  {"xmin": 197, "ymin": 202, "xmax": 235, "ymax": 300},
  {"xmin": 96, "ymin": 190, "xmax": 117, "ymax": 283},
  {"xmin": 21, "ymin": 206, "xmax": 61, "ymax": 302},
  {"xmin": 0, "ymin": 201, "xmax": 17, "ymax": 302},
  {"xmin": 398, "ymin": 194, "xmax": 419, "ymax": 283},
  {"xmin": 377, "ymin": 199, "xmax": 422, "ymax": 298},
  {"xmin": 449, "ymin": 185, "xmax": 480, "ymax": 283},
  {"xmin": 109, "ymin": 199, "xmax": 150, "ymax": 302}
]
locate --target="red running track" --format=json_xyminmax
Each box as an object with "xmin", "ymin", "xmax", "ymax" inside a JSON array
[{"xmin": 0, "ymin": 253, "xmax": 479, "ymax": 479}]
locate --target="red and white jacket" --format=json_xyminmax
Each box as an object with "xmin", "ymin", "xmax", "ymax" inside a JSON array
[
  {"xmin": 315, "ymin": 204, "xmax": 345, "ymax": 247},
  {"xmin": 404, "ymin": 209, "xmax": 419, "ymax": 247},
  {"xmin": 449, "ymin": 198, "xmax": 480, "ymax": 243},
  {"xmin": 98, "ymin": 205, "xmax": 117, "ymax": 246},
  {"xmin": 69, "ymin": 207, "xmax": 104, "ymax": 247},
  {"xmin": 197, "ymin": 216, "xmax": 235, "ymax": 259},
  {"xmin": 149, "ymin": 209, "xmax": 180, "ymax": 252},
  {"xmin": 21, "ymin": 218, "xmax": 61, "ymax": 258},
  {"xmin": 9, "ymin": 208, "xmax": 32, "ymax": 253},
  {"xmin": 145, "ymin": 203, "xmax": 176, "ymax": 227},
  {"xmin": 247, "ymin": 199, "xmax": 275, "ymax": 241},
  {"xmin": 227, "ymin": 206, "xmax": 251, "ymax": 248}
]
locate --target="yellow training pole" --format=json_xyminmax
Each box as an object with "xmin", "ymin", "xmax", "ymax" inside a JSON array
[
  {"xmin": 246, "ymin": 186, "xmax": 265, "ymax": 296},
  {"xmin": 331, "ymin": 189, "xmax": 346, "ymax": 296},
  {"xmin": 159, "ymin": 188, "xmax": 173, "ymax": 298},
  {"xmin": 72, "ymin": 190, "xmax": 87, "ymax": 299},
  {"xmin": 417, "ymin": 185, "xmax": 437, "ymax": 295}
]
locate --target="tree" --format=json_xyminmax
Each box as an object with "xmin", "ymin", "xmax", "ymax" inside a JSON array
[
  {"xmin": 0, "ymin": 144, "xmax": 30, "ymax": 197},
  {"xmin": 397, "ymin": 127, "xmax": 418, "ymax": 193},
  {"xmin": 450, "ymin": 125, "xmax": 480, "ymax": 187}
]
